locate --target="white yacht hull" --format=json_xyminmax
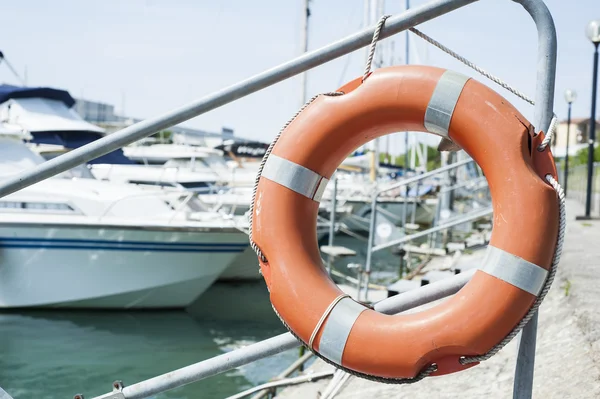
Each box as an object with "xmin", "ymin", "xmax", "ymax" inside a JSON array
[
  {"xmin": 0, "ymin": 223, "xmax": 248, "ymax": 309},
  {"xmin": 219, "ymin": 246, "xmax": 261, "ymax": 281},
  {"xmin": 219, "ymin": 225, "xmax": 331, "ymax": 281}
]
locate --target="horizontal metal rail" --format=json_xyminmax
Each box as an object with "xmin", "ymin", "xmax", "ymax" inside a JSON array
[
  {"xmin": 250, "ymin": 352, "xmax": 314, "ymax": 399},
  {"xmin": 0, "ymin": 0, "xmax": 478, "ymax": 199},
  {"xmin": 91, "ymin": 269, "xmax": 476, "ymax": 399},
  {"xmin": 227, "ymin": 370, "xmax": 334, "ymax": 399},
  {"xmin": 438, "ymin": 176, "xmax": 488, "ymax": 194},
  {"xmin": 377, "ymin": 158, "xmax": 473, "ymax": 195},
  {"xmin": 372, "ymin": 207, "xmax": 493, "ymax": 252}
]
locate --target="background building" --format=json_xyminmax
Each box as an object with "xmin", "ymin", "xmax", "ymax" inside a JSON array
[
  {"xmin": 74, "ymin": 98, "xmax": 236, "ymax": 145},
  {"xmin": 552, "ymin": 118, "xmax": 600, "ymax": 158}
]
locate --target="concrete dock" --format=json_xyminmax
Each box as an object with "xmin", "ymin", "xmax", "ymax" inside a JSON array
[{"xmin": 277, "ymin": 199, "xmax": 600, "ymax": 398}]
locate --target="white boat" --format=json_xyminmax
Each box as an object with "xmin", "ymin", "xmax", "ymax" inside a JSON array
[
  {"xmin": 124, "ymin": 144, "xmax": 261, "ymax": 187},
  {"xmin": 123, "ymin": 143, "xmax": 223, "ymax": 165},
  {"xmin": 0, "ymin": 123, "xmax": 250, "ymax": 308},
  {"xmin": 0, "ymin": 85, "xmax": 269, "ymax": 282}
]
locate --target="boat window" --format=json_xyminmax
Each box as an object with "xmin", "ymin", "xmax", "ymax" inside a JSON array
[
  {"xmin": 165, "ymin": 159, "xmax": 190, "ymax": 168},
  {"xmin": 127, "ymin": 180, "xmax": 177, "ymax": 188},
  {"xmin": 0, "ymin": 201, "xmax": 77, "ymax": 213},
  {"xmin": 179, "ymin": 181, "xmax": 215, "ymax": 190},
  {"xmin": 164, "ymin": 158, "xmax": 212, "ymax": 172}
]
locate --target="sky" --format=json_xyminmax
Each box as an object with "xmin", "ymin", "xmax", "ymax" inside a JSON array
[{"xmin": 1, "ymin": 0, "xmax": 599, "ymax": 152}]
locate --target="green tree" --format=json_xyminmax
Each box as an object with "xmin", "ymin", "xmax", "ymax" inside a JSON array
[
  {"xmin": 151, "ymin": 129, "xmax": 173, "ymax": 143},
  {"xmin": 572, "ymin": 145, "xmax": 600, "ymax": 166},
  {"xmin": 379, "ymin": 145, "xmax": 442, "ymax": 171}
]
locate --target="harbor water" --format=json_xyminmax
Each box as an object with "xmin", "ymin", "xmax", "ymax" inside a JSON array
[
  {"xmin": 0, "ymin": 309, "xmax": 292, "ymax": 398},
  {"xmin": 0, "ymin": 235, "xmax": 403, "ymax": 399}
]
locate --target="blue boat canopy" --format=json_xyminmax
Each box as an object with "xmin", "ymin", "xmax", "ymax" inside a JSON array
[
  {"xmin": 0, "ymin": 84, "xmax": 76, "ymax": 108},
  {"xmin": 31, "ymin": 131, "xmax": 134, "ymax": 165}
]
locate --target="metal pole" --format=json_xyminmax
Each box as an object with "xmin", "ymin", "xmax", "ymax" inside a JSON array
[
  {"xmin": 513, "ymin": 313, "xmax": 538, "ymax": 399},
  {"xmin": 0, "ymin": 387, "xmax": 14, "ymax": 399},
  {"xmin": 250, "ymin": 352, "xmax": 314, "ymax": 399},
  {"xmin": 91, "ymin": 270, "xmax": 474, "ymax": 399},
  {"xmin": 363, "ymin": 193, "xmax": 378, "ymax": 302},
  {"xmin": 369, "ymin": 0, "xmax": 382, "ymax": 182},
  {"xmin": 411, "ymin": 179, "xmax": 419, "ymax": 224},
  {"xmin": 363, "ymin": 0, "xmax": 384, "ymax": 299},
  {"xmin": 228, "ymin": 371, "xmax": 334, "ymax": 399},
  {"xmin": 440, "ymin": 152, "xmax": 451, "ymax": 245},
  {"xmin": 297, "ymin": 1, "xmax": 311, "ymax": 363},
  {"xmin": 0, "ymin": 0, "xmax": 479, "ymax": 199},
  {"xmin": 511, "ymin": 1, "xmax": 557, "ymax": 397},
  {"xmin": 0, "ymin": 52, "xmax": 26, "ymax": 86},
  {"xmin": 385, "ymin": 23, "xmax": 392, "ymax": 164},
  {"xmin": 327, "ymin": 177, "xmax": 338, "ymax": 273},
  {"xmin": 448, "ymin": 153, "xmax": 457, "ymax": 212},
  {"xmin": 300, "ymin": 0, "xmax": 310, "ymax": 105},
  {"xmin": 402, "ymin": 185, "xmax": 408, "ymax": 231},
  {"xmin": 583, "ymin": 43, "xmax": 599, "ymax": 217},
  {"xmin": 564, "ymin": 102, "xmax": 572, "ymax": 196}
]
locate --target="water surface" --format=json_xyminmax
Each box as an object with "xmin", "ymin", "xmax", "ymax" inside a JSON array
[{"xmin": 0, "ymin": 310, "xmax": 290, "ymax": 398}]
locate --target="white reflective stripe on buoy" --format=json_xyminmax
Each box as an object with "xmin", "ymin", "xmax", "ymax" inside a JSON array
[
  {"xmin": 261, "ymin": 154, "xmax": 328, "ymax": 202},
  {"xmin": 480, "ymin": 245, "xmax": 548, "ymax": 296},
  {"xmin": 318, "ymin": 297, "xmax": 368, "ymax": 365},
  {"xmin": 425, "ymin": 70, "xmax": 470, "ymax": 138}
]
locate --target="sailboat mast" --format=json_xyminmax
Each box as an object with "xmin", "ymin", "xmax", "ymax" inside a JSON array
[
  {"xmin": 367, "ymin": 0, "xmax": 383, "ymax": 182},
  {"xmin": 385, "ymin": 41, "xmax": 395, "ymax": 163},
  {"xmin": 0, "ymin": 51, "xmax": 26, "ymax": 86},
  {"xmin": 404, "ymin": 0, "xmax": 410, "ymax": 171},
  {"xmin": 299, "ymin": 0, "xmax": 310, "ymax": 105}
]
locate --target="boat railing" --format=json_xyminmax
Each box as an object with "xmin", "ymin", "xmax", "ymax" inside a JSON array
[
  {"xmin": 0, "ymin": 0, "xmax": 558, "ymax": 398},
  {"xmin": 439, "ymin": 175, "xmax": 489, "ymax": 194},
  {"xmin": 371, "ymin": 206, "xmax": 493, "ymax": 253},
  {"xmin": 361, "ymin": 158, "xmax": 479, "ymax": 289},
  {"xmin": 96, "ymin": 188, "xmax": 206, "ymax": 223},
  {"xmin": 376, "ymin": 158, "xmax": 473, "ymax": 195}
]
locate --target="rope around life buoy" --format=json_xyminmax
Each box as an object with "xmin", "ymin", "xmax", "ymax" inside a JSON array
[{"xmin": 248, "ymin": 14, "xmax": 566, "ymax": 382}]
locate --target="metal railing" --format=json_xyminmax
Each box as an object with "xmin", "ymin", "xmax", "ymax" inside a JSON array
[
  {"xmin": 362, "ymin": 158, "xmax": 475, "ymax": 292},
  {"xmin": 566, "ymin": 163, "xmax": 600, "ymax": 214},
  {"xmin": 97, "ymin": 189, "xmax": 196, "ymax": 222},
  {"xmin": 85, "ymin": 270, "xmax": 476, "ymax": 399},
  {"xmin": 0, "ymin": 0, "xmax": 558, "ymax": 398},
  {"xmin": 371, "ymin": 207, "xmax": 493, "ymax": 253}
]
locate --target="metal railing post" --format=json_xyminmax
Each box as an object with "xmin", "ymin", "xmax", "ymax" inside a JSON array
[
  {"xmin": 513, "ymin": 313, "xmax": 539, "ymax": 399},
  {"xmin": 511, "ymin": 1, "xmax": 557, "ymax": 398},
  {"xmin": 362, "ymin": 192, "xmax": 378, "ymax": 302},
  {"xmin": 401, "ymin": 184, "xmax": 408, "ymax": 231}
]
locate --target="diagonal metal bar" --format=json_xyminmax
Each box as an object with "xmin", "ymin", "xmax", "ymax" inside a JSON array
[
  {"xmin": 372, "ymin": 207, "xmax": 493, "ymax": 252},
  {"xmin": 377, "ymin": 158, "xmax": 473, "ymax": 195},
  {"xmin": 89, "ymin": 269, "xmax": 475, "ymax": 399},
  {"xmin": 0, "ymin": 0, "xmax": 478, "ymax": 198}
]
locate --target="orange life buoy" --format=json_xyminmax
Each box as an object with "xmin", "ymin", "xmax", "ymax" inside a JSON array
[{"xmin": 251, "ymin": 65, "xmax": 558, "ymax": 381}]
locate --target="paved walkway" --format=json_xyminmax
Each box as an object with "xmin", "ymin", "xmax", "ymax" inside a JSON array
[{"xmin": 278, "ymin": 199, "xmax": 600, "ymax": 399}]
